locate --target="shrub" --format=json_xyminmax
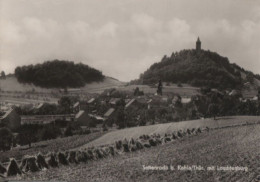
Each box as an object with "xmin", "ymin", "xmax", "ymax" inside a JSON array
[
  {"xmin": 64, "ymin": 126, "xmax": 73, "ymax": 137},
  {"xmin": 0, "ymin": 127, "xmax": 13, "ymax": 151}
]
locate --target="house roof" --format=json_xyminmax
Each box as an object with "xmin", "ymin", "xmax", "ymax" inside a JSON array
[
  {"xmin": 0, "ymin": 109, "xmax": 13, "ymax": 120},
  {"xmin": 73, "ymin": 102, "xmax": 80, "ymax": 108},
  {"xmin": 75, "ymin": 110, "xmax": 85, "ymax": 119},
  {"xmin": 125, "ymin": 99, "xmax": 136, "ymax": 108},
  {"xmin": 87, "ymin": 98, "xmax": 95, "ymax": 104},
  {"xmin": 89, "ymin": 114, "xmax": 105, "ymax": 121},
  {"xmin": 109, "ymin": 98, "xmax": 121, "ymax": 105},
  {"xmin": 35, "ymin": 103, "xmax": 44, "ymax": 109},
  {"xmin": 104, "ymin": 108, "xmax": 115, "ymax": 117}
]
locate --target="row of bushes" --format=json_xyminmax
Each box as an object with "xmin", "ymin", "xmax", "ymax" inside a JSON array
[{"xmin": 0, "ymin": 127, "xmax": 206, "ymax": 177}]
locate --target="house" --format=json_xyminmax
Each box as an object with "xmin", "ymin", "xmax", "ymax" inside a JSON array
[
  {"xmin": 88, "ymin": 114, "xmax": 105, "ymax": 122},
  {"xmin": 35, "ymin": 103, "xmax": 44, "ymax": 110},
  {"xmin": 0, "ymin": 109, "xmax": 21, "ymax": 131},
  {"xmin": 21, "ymin": 114, "xmax": 74, "ymax": 125},
  {"xmin": 109, "ymin": 98, "xmax": 121, "ymax": 105},
  {"xmin": 125, "ymin": 99, "xmax": 136, "ymax": 109},
  {"xmin": 72, "ymin": 101, "xmax": 80, "ymax": 113},
  {"xmin": 82, "ymin": 98, "xmax": 96, "ymax": 112},
  {"xmin": 75, "ymin": 110, "xmax": 91, "ymax": 126},
  {"xmin": 104, "ymin": 108, "xmax": 115, "ymax": 119},
  {"xmin": 87, "ymin": 98, "xmax": 95, "ymax": 104}
]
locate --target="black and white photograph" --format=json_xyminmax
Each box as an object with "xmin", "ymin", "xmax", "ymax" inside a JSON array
[{"xmin": 0, "ymin": 0, "xmax": 260, "ymax": 181}]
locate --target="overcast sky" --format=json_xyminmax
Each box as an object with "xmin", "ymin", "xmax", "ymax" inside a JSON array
[{"xmin": 1, "ymin": 0, "xmax": 260, "ymax": 81}]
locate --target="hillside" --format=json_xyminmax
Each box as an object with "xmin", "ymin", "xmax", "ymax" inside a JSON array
[
  {"xmin": 137, "ymin": 49, "xmax": 260, "ymax": 90},
  {"xmin": 0, "ymin": 76, "xmax": 124, "ymax": 94}
]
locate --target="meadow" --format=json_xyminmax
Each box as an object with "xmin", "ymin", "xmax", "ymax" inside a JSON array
[{"xmin": 82, "ymin": 116, "xmax": 260, "ymax": 148}]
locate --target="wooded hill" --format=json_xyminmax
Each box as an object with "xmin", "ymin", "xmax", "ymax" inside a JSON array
[
  {"xmin": 14, "ymin": 60, "xmax": 104, "ymax": 88},
  {"xmin": 137, "ymin": 49, "xmax": 259, "ymax": 90}
]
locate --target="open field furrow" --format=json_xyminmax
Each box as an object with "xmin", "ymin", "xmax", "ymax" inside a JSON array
[{"xmin": 8, "ymin": 124, "xmax": 260, "ymax": 182}]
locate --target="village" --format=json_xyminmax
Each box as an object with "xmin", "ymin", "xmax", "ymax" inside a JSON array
[{"xmin": 1, "ymin": 79, "xmax": 259, "ymax": 133}]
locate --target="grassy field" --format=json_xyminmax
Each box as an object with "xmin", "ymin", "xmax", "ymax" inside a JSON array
[
  {"xmin": 12, "ymin": 123, "xmax": 260, "ymax": 182},
  {"xmin": 117, "ymin": 84, "xmax": 200, "ymax": 97},
  {"xmin": 0, "ymin": 131, "xmax": 105, "ymax": 163},
  {"xmin": 0, "ymin": 76, "xmax": 124, "ymax": 93},
  {"xmin": 82, "ymin": 116, "xmax": 260, "ymax": 148}
]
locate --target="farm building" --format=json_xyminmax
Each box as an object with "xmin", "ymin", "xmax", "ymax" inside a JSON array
[
  {"xmin": 109, "ymin": 98, "xmax": 121, "ymax": 105},
  {"xmin": 0, "ymin": 109, "xmax": 21, "ymax": 131},
  {"xmin": 73, "ymin": 101, "xmax": 80, "ymax": 113},
  {"xmin": 104, "ymin": 108, "xmax": 115, "ymax": 119},
  {"xmin": 21, "ymin": 114, "xmax": 74, "ymax": 125},
  {"xmin": 75, "ymin": 110, "xmax": 90, "ymax": 126}
]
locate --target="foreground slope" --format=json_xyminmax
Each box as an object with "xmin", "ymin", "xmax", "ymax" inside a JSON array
[
  {"xmin": 16, "ymin": 124, "xmax": 260, "ymax": 182},
  {"xmin": 84, "ymin": 116, "xmax": 260, "ymax": 148}
]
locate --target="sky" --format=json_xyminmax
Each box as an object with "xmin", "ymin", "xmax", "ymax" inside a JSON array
[{"xmin": 0, "ymin": 0, "xmax": 260, "ymax": 81}]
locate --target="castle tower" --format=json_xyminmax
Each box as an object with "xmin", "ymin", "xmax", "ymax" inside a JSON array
[{"xmin": 196, "ymin": 37, "xmax": 201, "ymax": 51}]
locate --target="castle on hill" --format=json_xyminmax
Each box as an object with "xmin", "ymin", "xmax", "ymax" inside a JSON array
[{"xmin": 196, "ymin": 37, "xmax": 201, "ymax": 51}]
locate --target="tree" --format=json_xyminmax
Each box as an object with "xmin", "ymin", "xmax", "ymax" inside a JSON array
[
  {"xmin": 17, "ymin": 124, "xmax": 39, "ymax": 147},
  {"xmin": 64, "ymin": 126, "xmax": 73, "ymax": 137},
  {"xmin": 246, "ymin": 72, "xmax": 254, "ymax": 84},
  {"xmin": 1, "ymin": 71, "xmax": 6, "ymax": 79},
  {"xmin": 0, "ymin": 127, "xmax": 13, "ymax": 151},
  {"xmin": 208, "ymin": 103, "xmax": 219, "ymax": 120},
  {"xmin": 58, "ymin": 96, "xmax": 72, "ymax": 114},
  {"xmin": 157, "ymin": 80, "xmax": 163, "ymax": 95},
  {"xmin": 38, "ymin": 125, "xmax": 61, "ymax": 140},
  {"xmin": 115, "ymin": 107, "xmax": 125, "ymax": 129}
]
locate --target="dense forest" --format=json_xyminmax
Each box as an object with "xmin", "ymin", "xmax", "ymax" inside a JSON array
[
  {"xmin": 15, "ymin": 60, "xmax": 104, "ymax": 88},
  {"xmin": 137, "ymin": 49, "xmax": 257, "ymax": 90}
]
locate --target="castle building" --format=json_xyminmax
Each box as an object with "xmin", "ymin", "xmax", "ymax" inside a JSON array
[{"xmin": 196, "ymin": 37, "xmax": 201, "ymax": 51}]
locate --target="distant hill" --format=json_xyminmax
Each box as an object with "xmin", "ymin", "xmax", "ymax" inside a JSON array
[
  {"xmin": 135, "ymin": 49, "xmax": 260, "ymax": 90},
  {"xmin": 14, "ymin": 60, "xmax": 105, "ymax": 88}
]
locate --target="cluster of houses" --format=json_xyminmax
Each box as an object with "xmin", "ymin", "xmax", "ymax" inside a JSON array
[
  {"xmin": 73, "ymin": 89, "xmax": 192, "ymax": 127},
  {"xmin": 0, "ymin": 86, "xmax": 201, "ymax": 131},
  {"xmin": 1, "ymin": 85, "xmax": 259, "ymax": 132}
]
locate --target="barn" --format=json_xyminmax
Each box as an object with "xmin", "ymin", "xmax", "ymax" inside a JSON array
[{"xmin": 0, "ymin": 109, "xmax": 21, "ymax": 131}]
